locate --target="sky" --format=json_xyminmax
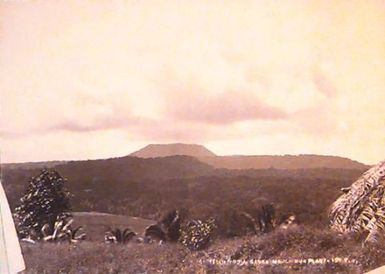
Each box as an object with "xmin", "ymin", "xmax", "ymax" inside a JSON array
[{"xmin": 1, "ymin": 0, "xmax": 385, "ymax": 164}]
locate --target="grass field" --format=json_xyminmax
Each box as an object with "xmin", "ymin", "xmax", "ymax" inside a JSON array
[
  {"xmin": 21, "ymin": 225, "xmax": 385, "ymax": 274},
  {"xmin": 71, "ymin": 212, "xmax": 155, "ymax": 241}
]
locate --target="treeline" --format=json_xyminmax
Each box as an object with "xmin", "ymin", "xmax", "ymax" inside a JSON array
[{"xmin": 2, "ymin": 161, "xmax": 364, "ymax": 237}]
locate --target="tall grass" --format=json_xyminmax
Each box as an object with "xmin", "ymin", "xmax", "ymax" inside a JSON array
[
  {"xmin": 22, "ymin": 242, "xmax": 202, "ymax": 274},
  {"xmin": 21, "ymin": 225, "xmax": 385, "ymax": 273}
]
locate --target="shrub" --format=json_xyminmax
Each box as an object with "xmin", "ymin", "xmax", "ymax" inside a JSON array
[
  {"xmin": 41, "ymin": 216, "xmax": 86, "ymax": 243},
  {"xmin": 144, "ymin": 210, "xmax": 181, "ymax": 242},
  {"xmin": 214, "ymin": 203, "xmax": 277, "ymax": 238},
  {"xmin": 14, "ymin": 169, "xmax": 72, "ymax": 240},
  {"xmin": 161, "ymin": 210, "xmax": 181, "ymax": 241},
  {"xmin": 179, "ymin": 219, "xmax": 216, "ymax": 251},
  {"xmin": 104, "ymin": 228, "xmax": 136, "ymax": 244}
]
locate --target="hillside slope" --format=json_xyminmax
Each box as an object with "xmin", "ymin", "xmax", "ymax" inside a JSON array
[
  {"xmin": 199, "ymin": 154, "xmax": 368, "ymax": 170},
  {"xmin": 2, "ymin": 161, "xmax": 66, "ymax": 170},
  {"xmin": 1, "ymin": 155, "xmax": 217, "ymax": 211}
]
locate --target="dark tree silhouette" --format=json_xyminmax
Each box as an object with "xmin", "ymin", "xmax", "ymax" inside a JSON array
[
  {"xmin": 144, "ymin": 209, "xmax": 181, "ymax": 242},
  {"xmin": 160, "ymin": 209, "xmax": 181, "ymax": 241},
  {"xmin": 14, "ymin": 169, "xmax": 72, "ymax": 239},
  {"xmin": 258, "ymin": 203, "xmax": 276, "ymax": 233}
]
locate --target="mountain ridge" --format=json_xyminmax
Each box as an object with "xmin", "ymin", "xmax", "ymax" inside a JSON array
[
  {"xmin": 199, "ymin": 154, "xmax": 367, "ymax": 170},
  {"xmin": 129, "ymin": 143, "xmax": 368, "ymax": 170},
  {"xmin": 2, "ymin": 143, "xmax": 369, "ymax": 170}
]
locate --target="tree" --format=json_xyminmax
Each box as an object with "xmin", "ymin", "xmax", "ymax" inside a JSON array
[{"xmin": 14, "ymin": 169, "xmax": 72, "ymax": 240}]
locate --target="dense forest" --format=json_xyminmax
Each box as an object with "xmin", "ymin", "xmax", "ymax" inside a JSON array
[{"xmin": 1, "ymin": 155, "xmax": 365, "ymax": 237}]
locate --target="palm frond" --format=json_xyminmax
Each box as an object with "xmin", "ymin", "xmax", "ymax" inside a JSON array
[{"xmin": 330, "ymin": 160, "xmax": 385, "ymax": 243}]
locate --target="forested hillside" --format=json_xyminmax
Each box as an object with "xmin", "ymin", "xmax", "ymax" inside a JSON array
[{"xmin": 2, "ymin": 155, "xmax": 365, "ymax": 233}]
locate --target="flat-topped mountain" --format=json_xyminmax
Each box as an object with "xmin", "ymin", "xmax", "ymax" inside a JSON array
[{"xmin": 130, "ymin": 143, "xmax": 216, "ymax": 158}]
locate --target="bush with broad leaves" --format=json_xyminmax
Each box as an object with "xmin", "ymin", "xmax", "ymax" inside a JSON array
[
  {"xmin": 14, "ymin": 169, "xmax": 72, "ymax": 240},
  {"xmin": 179, "ymin": 218, "xmax": 216, "ymax": 251}
]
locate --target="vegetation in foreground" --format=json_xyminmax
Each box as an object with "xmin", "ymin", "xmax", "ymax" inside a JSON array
[
  {"xmin": 6, "ymin": 160, "xmax": 385, "ymax": 273},
  {"xmin": 22, "ymin": 225, "xmax": 385, "ymax": 274}
]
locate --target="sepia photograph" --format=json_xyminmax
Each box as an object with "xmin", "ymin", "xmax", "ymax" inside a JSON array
[{"xmin": 1, "ymin": 0, "xmax": 385, "ymax": 273}]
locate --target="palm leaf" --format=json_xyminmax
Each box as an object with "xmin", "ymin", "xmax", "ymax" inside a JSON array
[{"xmin": 330, "ymin": 160, "xmax": 385, "ymax": 243}]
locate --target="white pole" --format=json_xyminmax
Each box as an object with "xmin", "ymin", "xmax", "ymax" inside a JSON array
[{"xmin": 0, "ymin": 181, "xmax": 25, "ymax": 274}]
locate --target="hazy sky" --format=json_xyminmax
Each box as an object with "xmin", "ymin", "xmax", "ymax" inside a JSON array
[{"xmin": 1, "ymin": 0, "xmax": 385, "ymax": 164}]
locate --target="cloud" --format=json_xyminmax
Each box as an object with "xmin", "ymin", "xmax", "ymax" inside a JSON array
[
  {"xmin": 0, "ymin": 130, "xmax": 25, "ymax": 139},
  {"xmin": 313, "ymin": 70, "xmax": 336, "ymax": 97},
  {"xmin": 165, "ymin": 90, "xmax": 288, "ymax": 124},
  {"xmin": 291, "ymin": 104, "xmax": 338, "ymax": 137},
  {"xmin": 48, "ymin": 115, "xmax": 154, "ymax": 133}
]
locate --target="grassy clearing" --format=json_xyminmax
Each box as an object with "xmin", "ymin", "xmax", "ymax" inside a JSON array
[
  {"xmin": 71, "ymin": 212, "xmax": 155, "ymax": 241},
  {"xmin": 21, "ymin": 225, "xmax": 385, "ymax": 274}
]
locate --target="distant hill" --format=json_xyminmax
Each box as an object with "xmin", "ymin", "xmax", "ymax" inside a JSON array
[
  {"xmin": 129, "ymin": 143, "xmax": 368, "ymax": 170},
  {"xmin": 198, "ymin": 154, "xmax": 368, "ymax": 170},
  {"xmin": 1, "ymin": 155, "xmax": 215, "ymax": 182},
  {"xmin": 57, "ymin": 155, "xmax": 216, "ymax": 181},
  {"xmin": 130, "ymin": 143, "xmax": 216, "ymax": 158},
  {"xmin": 2, "ymin": 161, "xmax": 66, "ymax": 170},
  {"xmin": 1, "ymin": 155, "xmax": 218, "ymax": 215}
]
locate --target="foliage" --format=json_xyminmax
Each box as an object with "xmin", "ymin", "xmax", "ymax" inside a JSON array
[
  {"xmin": 179, "ymin": 218, "xmax": 216, "ymax": 251},
  {"xmin": 160, "ymin": 209, "xmax": 181, "ymax": 241},
  {"xmin": 144, "ymin": 224, "xmax": 166, "ymax": 242},
  {"xmin": 41, "ymin": 216, "xmax": 86, "ymax": 243},
  {"xmin": 14, "ymin": 169, "xmax": 72, "ymax": 239},
  {"xmin": 22, "ymin": 225, "xmax": 384, "ymax": 274},
  {"xmin": 144, "ymin": 210, "xmax": 181, "ymax": 242},
  {"xmin": 4, "ymin": 165, "xmax": 365, "ymax": 238},
  {"xmin": 258, "ymin": 203, "xmax": 276, "ymax": 233},
  {"xmin": 213, "ymin": 203, "xmax": 277, "ymax": 237},
  {"xmin": 329, "ymin": 161, "xmax": 385, "ymax": 243},
  {"xmin": 104, "ymin": 228, "xmax": 136, "ymax": 244},
  {"xmin": 225, "ymin": 226, "xmax": 363, "ymax": 273}
]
